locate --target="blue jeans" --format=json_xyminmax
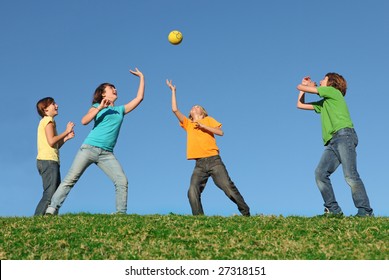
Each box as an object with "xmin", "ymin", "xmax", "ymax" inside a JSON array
[
  {"xmin": 188, "ymin": 155, "xmax": 250, "ymax": 216},
  {"xmin": 35, "ymin": 160, "xmax": 61, "ymax": 216},
  {"xmin": 46, "ymin": 144, "xmax": 128, "ymax": 214},
  {"xmin": 315, "ymin": 128, "xmax": 373, "ymax": 216}
]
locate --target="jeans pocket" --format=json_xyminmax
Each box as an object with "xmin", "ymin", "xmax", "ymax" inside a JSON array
[{"xmin": 80, "ymin": 144, "xmax": 95, "ymax": 152}]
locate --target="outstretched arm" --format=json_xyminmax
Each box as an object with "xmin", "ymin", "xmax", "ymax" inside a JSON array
[
  {"xmin": 166, "ymin": 79, "xmax": 186, "ymax": 123},
  {"xmin": 124, "ymin": 68, "xmax": 145, "ymax": 114}
]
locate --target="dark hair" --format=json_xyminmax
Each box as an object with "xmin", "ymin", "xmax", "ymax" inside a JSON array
[
  {"xmin": 92, "ymin": 83, "xmax": 116, "ymax": 104},
  {"xmin": 326, "ymin": 72, "xmax": 347, "ymax": 96},
  {"xmin": 36, "ymin": 97, "xmax": 55, "ymax": 118}
]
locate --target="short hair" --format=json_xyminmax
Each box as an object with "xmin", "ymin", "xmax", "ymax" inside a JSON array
[
  {"xmin": 188, "ymin": 105, "xmax": 208, "ymax": 120},
  {"xmin": 92, "ymin": 83, "xmax": 116, "ymax": 104},
  {"xmin": 36, "ymin": 97, "xmax": 55, "ymax": 118},
  {"xmin": 326, "ymin": 72, "xmax": 347, "ymax": 96}
]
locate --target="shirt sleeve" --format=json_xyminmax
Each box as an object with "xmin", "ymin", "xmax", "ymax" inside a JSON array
[
  {"xmin": 311, "ymin": 99, "xmax": 324, "ymax": 114},
  {"xmin": 317, "ymin": 86, "xmax": 341, "ymax": 99},
  {"xmin": 118, "ymin": 105, "xmax": 125, "ymax": 115},
  {"xmin": 204, "ymin": 116, "xmax": 222, "ymax": 128},
  {"xmin": 42, "ymin": 116, "xmax": 54, "ymax": 127},
  {"xmin": 179, "ymin": 116, "xmax": 190, "ymax": 131}
]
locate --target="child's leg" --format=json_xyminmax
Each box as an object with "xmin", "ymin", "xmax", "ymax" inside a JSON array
[
  {"xmin": 334, "ymin": 130, "xmax": 373, "ymax": 216},
  {"xmin": 188, "ymin": 160, "xmax": 209, "ymax": 215},
  {"xmin": 315, "ymin": 146, "xmax": 343, "ymax": 214},
  {"xmin": 46, "ymin": 145, "xmax": 95, "ymax": 214},
  {"xmin": 35, "ymin": 160, "xmax": 61, "ymax": 215},
  {"xmin": 97, "ymin": 151, "xmax": 128, "ymax": 214},
  {"xmin": 209, "ymin": 156, "xmax": 250, "ymax": 216}
]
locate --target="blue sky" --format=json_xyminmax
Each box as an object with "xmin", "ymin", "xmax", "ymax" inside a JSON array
[{"xmin": 1, "ymin": 0, "xmax": 388, "ymax": 217}]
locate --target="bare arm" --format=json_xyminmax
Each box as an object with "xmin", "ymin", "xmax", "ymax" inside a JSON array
[
  {"xmin": 45, "ymin": 121, "xmax": 75, "ymax": 148},
  {"xmin": 297, "ymin": 84, "xmax": 319, "ymax": 94},
  {"xmin": 124, "ymin": 68, "xmax": 145, "ymax": 114},
  {"xmin": 166, "ymin": 79, "xmax": 186, "ymax": 123},
  {"xmin": 194, "ymin": 122, "xmax": 224, "ymax": 136},
  {"xmin": 81, "ymin": 99, "xmax": 111, "ymax": 125},
  {"xmin": 296, "ymin": 91, "xmax": 315, "ymax": 110},
  {"xmin": 297, "ymin": 76, "xmax": 319, "ymax": 94},
  {"xmin": 296, "ymin": 76, "xmax": 317, "ymax": 110}
]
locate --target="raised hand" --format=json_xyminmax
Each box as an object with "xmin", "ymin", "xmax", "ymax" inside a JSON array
[
  {"xmin": 64, "ymin": 130, "xmax": 75, "ymax": 142},
  {"xmin": 97, "ymin": 98, "xmax": 112, "ymax": 110},
  {"xmin": 166, "ymin": 79, "xmax": 176, "ymax": 91},
  {"xmin": 65, "ymin": 121, "xmax": 75, "ymax": 134},
  {"xmin": 302, "ymin": 76, "xmax": 317, "ymax": 87},
  {"xmin": 129, "ymin": 68, "xmax": 143, "ymax": 78}
]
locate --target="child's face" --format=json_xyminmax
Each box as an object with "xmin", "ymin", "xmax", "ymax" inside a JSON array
[
  {"xmin": 190, "ymin": 105, "xmax": 204, "ymax": 119},
  {"xmin": 103, "ymin": 85, "xmax": 118, "ymax": 103},
  {"xmin": 320, "ymin": 76, "xmax": 329, "ymax": 87},
  {"xmin": 44, "ymin": 102, "xmax": 58, "ymax": 117}
]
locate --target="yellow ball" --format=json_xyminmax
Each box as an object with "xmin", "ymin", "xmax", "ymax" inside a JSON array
[{"xmin": 168, "ymin": 30, "xmax": 183, "ymax": 45}]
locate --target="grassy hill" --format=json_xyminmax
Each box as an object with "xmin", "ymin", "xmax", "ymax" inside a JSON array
[{"xmin": 0, "ymin": 214, "xmax": 387, "ymax": 260}]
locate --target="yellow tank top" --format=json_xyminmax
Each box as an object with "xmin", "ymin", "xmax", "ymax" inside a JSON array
[{"xmin": 37, "ymin": 116, "xmax": 59, "ymax": 162}]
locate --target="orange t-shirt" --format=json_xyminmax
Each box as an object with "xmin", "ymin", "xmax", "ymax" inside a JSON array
[{"xmin": 180, "ymin": 116, "xmax": 221, "ymax": 160}]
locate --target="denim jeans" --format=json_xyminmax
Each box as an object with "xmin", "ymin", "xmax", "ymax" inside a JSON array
[
  {"xmin": 46, "ymin": 144, "xmax": 128, "ymax": 214},
  {"xmin": 35, "ymin": 160, "xmax": 61, "ymax": 216},
  {"xmin": 188, "ymin": 155, "xmax": 250, "ymax": 216},
  {"xmin": 315, "ymin": 128, "xmax": 373, "ymax": 216}
]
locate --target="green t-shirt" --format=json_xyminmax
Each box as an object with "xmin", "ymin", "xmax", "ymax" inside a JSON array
[{"xmin": 312, "ymin": 86, "xmax": 354, "ymax": 145}]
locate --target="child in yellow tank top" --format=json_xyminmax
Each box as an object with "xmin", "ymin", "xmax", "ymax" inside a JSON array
[{"xmin": 35, "ymin": 97, "xmax": 74, "ymax": 215}]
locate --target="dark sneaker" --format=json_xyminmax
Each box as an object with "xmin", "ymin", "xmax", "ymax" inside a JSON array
[
  {"xmin": 355, "ymin": 212, "xmax": 374, "ymax": 217},
  {"xmin": 317, "ymin": 208, "xmax": 344, "ymax": 218}
]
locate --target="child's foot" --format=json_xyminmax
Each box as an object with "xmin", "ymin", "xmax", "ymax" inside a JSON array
[
  {"xmin": 317, "ymin": 208, "xmax": 344, "ymax": 218},
  {"xmin": 354, "ymin": 212, "xmax": 374, "ymax": 217}
]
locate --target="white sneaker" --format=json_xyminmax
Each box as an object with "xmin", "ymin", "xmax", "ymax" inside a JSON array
[{"xmin": 45, "ymin": 206, "xmax": 57, "ymax": 215}]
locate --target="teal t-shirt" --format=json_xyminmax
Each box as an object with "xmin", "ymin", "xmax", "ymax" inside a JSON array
[
  {"xmin": 312, "ymin": 86, "xmax": 354, "ymax": 145},
  {"xmin": 83, "ymin": 104, "xmax": 125, "ymax": 152}
]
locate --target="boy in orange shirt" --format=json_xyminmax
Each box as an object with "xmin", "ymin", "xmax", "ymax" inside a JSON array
[{"xmin": 166, "ymin": 80, "xmax": 250, "ymax": 216}]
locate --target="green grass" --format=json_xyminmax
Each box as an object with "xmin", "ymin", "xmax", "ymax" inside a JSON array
[{"xmin": 0, "ymin": 214, "xmax": 387, "ymax": 260}]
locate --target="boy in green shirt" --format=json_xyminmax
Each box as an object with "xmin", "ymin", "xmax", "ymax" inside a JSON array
[{"xmin": 296, "ymin": 73, "xmax": 373, "ymax": 217}]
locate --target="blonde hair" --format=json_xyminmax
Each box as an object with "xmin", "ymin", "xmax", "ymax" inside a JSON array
[{"xmin": 188, "ymin": 105, "xmax": 208, "ymax": 120}]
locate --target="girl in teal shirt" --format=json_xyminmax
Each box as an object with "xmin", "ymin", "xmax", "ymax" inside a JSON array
[{"xmin": 46, "ymin": 68, "xmax": 145, "ymax": 215}]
